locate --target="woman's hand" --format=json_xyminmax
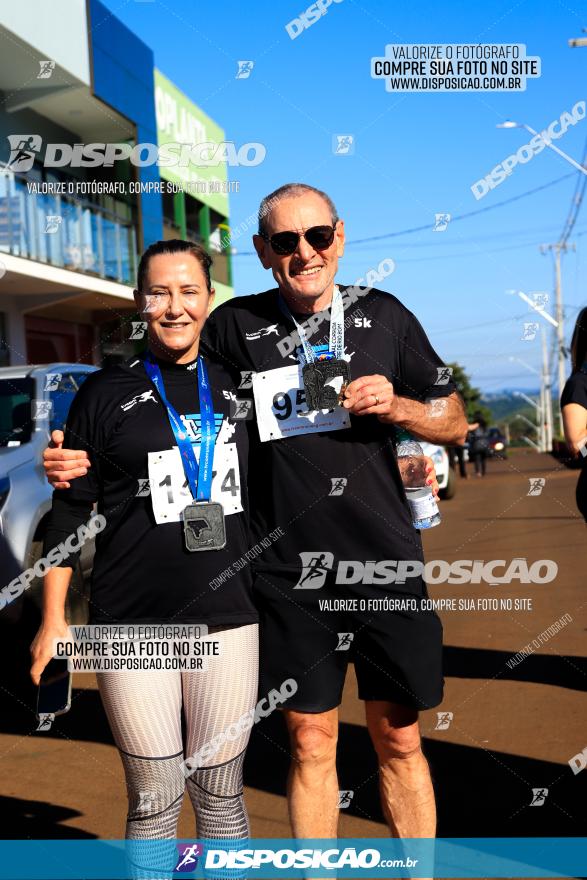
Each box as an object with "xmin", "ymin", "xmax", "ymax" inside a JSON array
[
  {"xmin": 425, "ymin": 456, "xmax": 440, "ymax": 497},
  {"xmin": 396, "ymin": 456, "xmax": 440, "ymax": 496},
  {"xmin": 30, "ymin": 619, "xmax": 70, "ymax": 686}
]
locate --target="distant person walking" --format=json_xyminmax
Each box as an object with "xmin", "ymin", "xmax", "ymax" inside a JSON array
[
  {"xmin": 468, "ymin": 414, "xmax": 489, "ymax": 478},
  {"xmin": 561, "ymin": 307, "xmax": 587, "ymax": 522},
  {"xmin": 448, "ymin": 444, "xmax": 468, "ymax": 478}
]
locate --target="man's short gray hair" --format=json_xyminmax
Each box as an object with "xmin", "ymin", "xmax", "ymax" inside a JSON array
[{"xmin": 258, "ymin": 183, "xmax": 339, "ymax": 236}]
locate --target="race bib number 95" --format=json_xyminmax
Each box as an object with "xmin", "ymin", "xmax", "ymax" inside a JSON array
[
  {"xmin": 252, "ymin": 365, "xmax": 351, "ymax": 442},
  {"xmin": 148, "ymin": 443, "xmax": 242, "ymax": 524}
]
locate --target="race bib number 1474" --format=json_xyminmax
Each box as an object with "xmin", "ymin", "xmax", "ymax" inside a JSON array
[{"xmin": 147, "ymin": 443, "xmax": 242, "ymax": 524}]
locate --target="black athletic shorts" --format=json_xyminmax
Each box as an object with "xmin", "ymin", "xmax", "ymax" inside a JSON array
[{"xmin": 252, "ymin": 567, "xmax": 444, "ymax": 713}]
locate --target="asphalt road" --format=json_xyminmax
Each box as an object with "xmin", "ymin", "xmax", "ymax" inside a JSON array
[{"xmin": 0, "ymin": 449, "xmax": 585, "ymax": 846}]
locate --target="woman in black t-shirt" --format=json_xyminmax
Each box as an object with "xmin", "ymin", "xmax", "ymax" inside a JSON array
[
  {"xmin": 561, "ymin": 307, "xmax": 587, "ymax": 522},
  {"xmin": 30, "ymin": 240, "xmax": 259, "ymax": 865}
]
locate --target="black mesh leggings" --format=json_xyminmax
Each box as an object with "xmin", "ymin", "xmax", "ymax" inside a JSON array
[{"xmin": 96, "ymin": 624, "xmax": 258, "ymax": 876}]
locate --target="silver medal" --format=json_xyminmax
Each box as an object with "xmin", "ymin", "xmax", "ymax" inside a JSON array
[{"xmin": 182, "ymin": 501, "xmax": 226, "ymax": 552}]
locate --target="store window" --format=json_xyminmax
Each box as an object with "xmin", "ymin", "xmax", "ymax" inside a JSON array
[
  {"xmin": 0, "ymin": 313, "xmax": 9, "ymax": 367},
  {"xmin": 162, "ymin": 190, "xmax": 181, "ymax": 240}
]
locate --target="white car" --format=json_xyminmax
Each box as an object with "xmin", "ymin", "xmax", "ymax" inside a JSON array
[
  {"xmin": 420, "ymin": 442, "xmax": 456, "ymax": 500},
  {"xmin": 0, "ymin": 363, "xmax": 97, "ymax": 623}
]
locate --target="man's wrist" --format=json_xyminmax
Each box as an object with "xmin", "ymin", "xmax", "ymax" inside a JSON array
[{"xmin": 380, "ymin": 395, "xmax": 406, "ymax": 424}]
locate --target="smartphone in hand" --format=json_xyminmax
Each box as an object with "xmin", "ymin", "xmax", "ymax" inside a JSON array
[{"xmin": 36, "ymin": 659, "xmax": 71, "ymax": 728}]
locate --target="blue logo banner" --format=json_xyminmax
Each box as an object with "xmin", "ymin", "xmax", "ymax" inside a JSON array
[{"xmin": 0, "ymin": 838, "xmax": 585, "ymax": 878}]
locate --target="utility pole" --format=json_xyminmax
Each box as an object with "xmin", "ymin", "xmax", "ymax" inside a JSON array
[
  {"xmin": 541, "ymin": 329, "xmax": 554, "ymax": 452},
  {"xmin": 539, "ymin": 242, "xmax": 575, "ymax": 435},
  {"xmin": 539, "ymin": 382, "xmax": 546, "ymax": 452}
]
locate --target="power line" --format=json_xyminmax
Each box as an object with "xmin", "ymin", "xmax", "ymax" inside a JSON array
[
  {"xmin": 231, "ymin": 172, "xmax": 575, "ymax": 255},
  {"xmin": 386, "ymin": 232, "xmax": 586, "ymax": 263},
  {"xmin": 432, "ymin": 305, "xmax": 579, "ymax": 340},
  {"xmin": 558, "ymin": 133, "xmax": 587, "ymax": 245},
  {"xmin": 432, "ymin": 314, "xmax": 531, "ymax": 335},
  {"xmin": 347, "ymin": 173, "xmax": 576, "ymax": 245},
  {"xmin": 348, "ymin": 222, "xmax": 587, "ymax": 249}
]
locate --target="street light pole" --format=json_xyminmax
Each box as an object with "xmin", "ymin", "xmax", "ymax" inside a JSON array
[
  {"xmin": 568, "ymin": 28, "xmax": 587, "ymax": 48},
  {"xmin": 522, "ymin": 435, "xmax": 541, "ymax": 452},
  {"xmin": 513, "ymin": 392, "xmax": 543, "ymax": 451},
  {"xmin": 497, "ymin": 119, "xmax": 583, "ymax": 439},
  {"xmin": 540, "ymin": 242, "xmax": 575, "ymax": 435},
  {"xmin": 509, "ymin": 355, "xmax": 547, "ymax": 451},
  {"xmin": 497, "ymin": 120, "xmax": 587, "ymax": 176},
  {"xmin": 513, "ymin": 415, "xmax": 541, "ymax": 451}
]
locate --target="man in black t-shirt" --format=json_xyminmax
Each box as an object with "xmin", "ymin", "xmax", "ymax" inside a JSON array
[
  {"xmin": 44, "ymin": 184, "xmax": 467, "ymax": 850},
  {"xmin": 203, "ymin": 184, "xmax": 467, "ymax": 848}
]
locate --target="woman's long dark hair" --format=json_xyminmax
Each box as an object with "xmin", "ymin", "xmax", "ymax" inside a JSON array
[{"xmin": 571, "ymin": 307, "xmax": 587, "ymax": 373}]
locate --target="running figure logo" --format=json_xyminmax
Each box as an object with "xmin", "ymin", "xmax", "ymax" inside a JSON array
[
  {"xmin": 427, "ymin": 398, "xmax": 448, "ymax": 418},
  {"xmin": 175, "ymin": 844, "xmax": 204, "ymax": 872},
  {"xmin": 435, "ymin": 711, "xmax": 453, "ymax": 731},
  {"xmin": 44, "ymin": 215, "xmax": 62, "ymax": 234},
  {"xmin": 129, "ymin": 322, "xmax": 147, "ymax": 340},
  {"xmin": 530, "ymin": 788, "xmax": 548, "ymax": 807},
  {"xmin": 527, "ymin": 478, "xmax": 546, "ymax": 496},
  {"xmin": 6, "ymin": 134, "xmax": 41, "ymax": 172},
  {"xmin": 136, "ymin": 479, "xmax": 151, "ymax": 498},
  {"xmin": 433, "ymin": 213, "xmax": 451, "ymax": 232},
  {"xmin": 294, "ymin": 552, "xmax": 334, "ymax": 589},
  {"xmin": 522, "ymin": 322, "xmax": 538, "ymax": 341},
  {"xmin": 32, "ymin": 400, "xmax": 52, "ymax": 421},
  {"xmin": 137, "ymin": 791, "xmax": 155, "ymax": 813},
  {"xmin": 236, "ymin": 61, "xmax": 254, "ymax": 79},
  {"xmin": 36, "ymin": 713, "xmax": 55, "ymax": 732},
  {"xmin": 245, "ymin": 324, "xmax": 279, "ymax": 341},
  {"xmin": 336, "ymin": 633, "xmax": 354, "ymax": 651},
  {"xmin": 333, "ymin": 135, "xmax": 354, "ymax": 155},
  {"xmin": 37, "ymin": 60, "xmax": 55, "ymax": 79},
  {"xmin": 337, "ymin": 790, "xmax": 354, "ymax": 808},
  {"xmin": 120, "ymin": 390, "xmax": 158, "ymax": 412},
  {"xmin": 434, "ymin": 366, "xmax": 453, "ymax": 385},
  {"xmin": 529, "ymin": 292, "xmax": 549, "ymax": 311},
  {"xmin": 230, "ymin": 399, "xmax": 253, "ymax": 420},
  {"xmin": 44, "ymin": 373, "xmax": 62, "ymax": 392},
  {"xmin": 329, "ymin": 477, "xmax": 347, "ymax": 496},
  {"xmin": 238, "ymin": 371, "xmax": 255, "ymax": 389}
]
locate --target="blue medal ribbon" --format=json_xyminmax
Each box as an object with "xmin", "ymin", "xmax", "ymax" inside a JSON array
[
  {"xmin": 278, "ymin": 286, "xmax": 345, "ymax": 366},
  {"xmin": 143, "ymin": 353, "xmax": 216, "ymax": 502}
]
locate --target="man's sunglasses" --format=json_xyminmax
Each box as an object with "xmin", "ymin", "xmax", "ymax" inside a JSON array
[{"xmin": 260, "ymin": 224, "xmax": 336, "ymax": 256}]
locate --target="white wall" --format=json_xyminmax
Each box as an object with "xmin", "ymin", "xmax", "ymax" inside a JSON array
[
  {"xmin": 4, "ymin": 299, "xmax": 27, "ymax": 366},
  {"xmin": 0, "ymin": 0, "xmax": 90, "ymax": 85}
]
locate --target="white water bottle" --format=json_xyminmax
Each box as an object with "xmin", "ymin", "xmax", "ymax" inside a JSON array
[{"xmin": 396, "ymin": 437, "xmax": 441, "ymax": 529}]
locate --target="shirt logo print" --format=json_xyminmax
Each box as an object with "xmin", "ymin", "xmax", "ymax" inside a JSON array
[
  {"xmin": 120, "ymin": 390, "xmax": 158, "ymax": 411},
  {"xmin": 245, "ymin": 324, "xmax": 280, "ymax": 340}
]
